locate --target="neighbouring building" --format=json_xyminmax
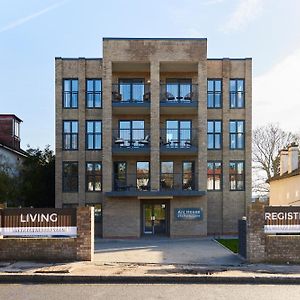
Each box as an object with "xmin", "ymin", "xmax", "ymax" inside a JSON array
[
  {"xmin": 55, "ymin": 38, "xmax": 252, "ymax": 238},
  {"xmin": 269, "ymin": 143, "xmax": 300, "ymax": 206},
  {"xmin": 0, "ymin": 114, "xmax": 27, "ymax": 175}
]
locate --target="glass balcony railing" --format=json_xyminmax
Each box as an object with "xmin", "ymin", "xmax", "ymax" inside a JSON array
[
  {"xmin": 160, "ymin": 173, "xmax": 197, "ymax": 191},
  {"xmin": 113, "ymin": 173, "xmax": 150, "ymax": 191},
  {"xmin": 112, "ymin": 129, "xmax": 150, "ymax": 149},
  {"xmin": 160, "ymin": 128, "xmax": 197, "ymax": 149},
  {"xmin": 112, "ymin": 83, "xmax": 151, "ymax": 103},
  {"xmin": 160, "ymin": 84, "xmax": 198, "ymax": 104}
]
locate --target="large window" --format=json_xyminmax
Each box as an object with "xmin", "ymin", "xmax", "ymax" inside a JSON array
[
  {"xmin": 86, "ymin": 162, "xmax": 102, "ymax": 192},
  {"xmin": 63, "ymin": 162, "xmax": 78, "ymax": 192},
  {"xmin": 207, "ymin": 162, "xmax": 222, "ymax": 191},
  {"xmin": 63, "ymin": 121, "xmax": 78, "ymax": 150},
  {"xmin": 183, "ymin": 161, "xmax": 195, "ymax": 190},
  {"xmin": 207, "ymin": 120, "xmax": 222, "ymax": 149},
  {"xmin": 229, "ymin": 161, "xmax": 245, "ymax": 191},
  {"xmin": 86, "ymin": 121, "xmax": 102, "ymax": 150},
  {"xmin": 165, "ymin": 120, "xmax": 192, "ymax": 148},
  {"xmin": 230, "ymin": 79, "xmax": 244, "ymax": 108},
  {"xmin": 160, "ymin": 161, "xmax": 173, "ymax": 190},
  {"xmin": 136, "ymin": 161, "xmax": 150, "ymax": 191},
  {"xmin": 166, "ymin": 79, "xmax": 192, "ymax": 102},
  {"xmin": 119, "ymin": 79, "xmax": 145, "ymax": 102},
  {"xmin": 118, "ymin": 120, "xmax": 145, "ymax": 147},
  {"xmin": 113, "ymin": 162, "xmax": 127, "ymax": 191},
  {"xmin": 207, "ymin": 79, "xmax": 222, "ymax": 108},
  {"xmin": 86, "ymin": 79, "xmax": 102, "ymax": 108},
  {"xmin": 230, "ymin": 120, "xmax": 245, "ymax": 149},
  {"xmin": 63, "ymin": 79, "xmax": 78, "ymax": 108}
]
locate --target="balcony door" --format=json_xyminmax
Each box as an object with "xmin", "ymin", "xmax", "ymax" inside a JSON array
[
  {"xmin": 113, "ymin": 162, "xmax": 127, "ymax": 191},
  {"xmin": 166, "ymin": 79, "xmax": 192, "ymax": 101},
  {"xmin": 166, "ymin": 120, "xmax": 191, "ymax": 148},
  {"xmin": 119, "ymin": 79, "xmax": 144, "ymax": 102},
  {"xmin": 119, "ymin": 120, "xmax": 145, "ymax": 147}
]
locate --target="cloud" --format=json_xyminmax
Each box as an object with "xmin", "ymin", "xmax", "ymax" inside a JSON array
[
  {"xmin": 0, "ymin": 1, "xmax": 67, "ymax": 33},
  {"xmin": 253, "ymin": 47, "xmax": 300, "ymax": 133},
  {"xmin": 221, "ymin": 0, "xmax": 264, "ymax": 33}
]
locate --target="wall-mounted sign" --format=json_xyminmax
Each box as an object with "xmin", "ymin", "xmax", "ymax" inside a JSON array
[
  {"xmin": 175, "ymin": 208, "xmax": 203, "ymax": 221},
  {"xmin": 264, "ymin": 206, "xmax": 300, "ymax": 234},
  {"xmin": 0, "ymin": 208, "xmax": 77, "ymax": 237}
]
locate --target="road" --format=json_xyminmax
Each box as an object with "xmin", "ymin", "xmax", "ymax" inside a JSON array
[{"xmin": 1, "ymin": 284, "xmax": 300, "ymax": 300}]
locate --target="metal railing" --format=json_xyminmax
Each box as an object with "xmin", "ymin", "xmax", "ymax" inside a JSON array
[
  {"xmin": 112, "ymin": 129, "xmax": 150, "ymax": 148},
  {"xmin": 112, "ymin": 83, "xmax": 151, "ymax": 103},
  {"xmin": 160, "ymin": 173, "xmax": 197, "ymax": 191},
  {"xmin": 160, "ymin": 84, "xmax": 198, "ymax": 104},
  {"xmin": 160, "ymin": 128, "xmax": 197, "ymax": 149},
  {"xmin": 113, "ymin": 173, "xmax": 150, "ymax": 191}
]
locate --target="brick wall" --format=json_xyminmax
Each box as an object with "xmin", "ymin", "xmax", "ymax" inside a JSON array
[
  {"xmin": 247, "ymin": 203, "xmax": 300, "ymax": 263},
  {"xmin": 0, "ymin": 207, "xmax": 94, "ymax": 262}
]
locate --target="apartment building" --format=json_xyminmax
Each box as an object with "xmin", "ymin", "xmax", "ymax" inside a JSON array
[{"xmin": 55, "ymin": 38, "xmax": 252, "ymax": 238}]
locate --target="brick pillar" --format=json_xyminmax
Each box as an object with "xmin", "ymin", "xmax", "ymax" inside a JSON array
[
  {"xmin": 246, "ymin": 202, "xmax": 265, "ymax": 263},
  {"xmin": 76, "ymin": 207, "xmax": 94, "ymax": 261}
]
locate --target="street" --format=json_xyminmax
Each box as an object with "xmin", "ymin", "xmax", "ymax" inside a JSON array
[{"xmin": 1, "ymin": 284, "xmax": 300, "ymax": 300}]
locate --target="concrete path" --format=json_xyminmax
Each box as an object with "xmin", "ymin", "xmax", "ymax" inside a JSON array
[{"xmin": 94, "ymin": 237, "xmax": 242, "ymax": 265}]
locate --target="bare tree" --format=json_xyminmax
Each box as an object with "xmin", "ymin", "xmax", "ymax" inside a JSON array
[{"xmin": 252, "ymin": 123, "xmax": 299, "ymax": 196}]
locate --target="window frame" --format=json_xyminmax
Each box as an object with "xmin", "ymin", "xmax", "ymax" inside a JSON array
[
  {"xmin": 160, "ymin": 161, "xmax": 174, "ymax": 190},
  {"xmin": 62, "ymin": 120, "xmax": 78, "ymax": 151},
  {"xmin": 182, "ymin": 161, "xmax": 195, "ymax": 190},
  {"xmin": 136, "ymin": 161, "xmax": 150, "ymax": 191},
  {"xmin": 165, "ymin": 119, "xmax": 192, "ymax": 147},
  {"xmin": 118, "ymin": 78, "xmax": 145, "ymax": 102},
  {"xmin": 207, "ymin": 161, "xmax": 223, "ymax": 191},
  {"xmin": 86, "ymin": 120, "xmax": 102, "ymax": 150},
  {"xmin": 86, "ymin": 78, "xmax": 102, "ymax": 109},
  {"xmin": 229, "ymin": 160, "xmax": 245, "ymax": 191},
  {"xmin": 230, "ymin": 79, "xmax": 245, "ymax": 109},
  {"xmin": 229, "ymin": 120, "xmax": 245, "ymax": 150},
  {"xmin": 207, "ymin": 120, "xmax": 222, "ymax": 150},
  {"xmin": 62, "ymin": 161, "xmax": 78, "ymax": 193},
  {"xmin": 63, "ymin": 78, "xmax": 78, "ymax": 109},
  {"xmin": 207, "ymin": 79, "xmax": 222, "ymax": 109},
  {"xmin": 86, "ymin": 162, "xmax": 102, "ymax": 192}
]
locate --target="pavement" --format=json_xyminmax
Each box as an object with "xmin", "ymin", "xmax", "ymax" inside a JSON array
[{"xmin": 1, "ymin": 237, "xmax": 300, "ymax": 284}]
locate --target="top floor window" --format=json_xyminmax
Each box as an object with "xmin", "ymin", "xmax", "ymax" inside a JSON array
[
  {"xmin": 13, "ymin": 120, "xmax": 20, "ymax": 138},
  {"xmin": 118, "ymin": 79, "xmax": 145, "ymax": 102},
  {"xmin": 86, "ymin": 79, "xmax": 102, "ymax": 108},
  {"xmin": 165, "ymin": 79, "xmax": 192, "ymax": 102},
  {"xmin": 230, "ymin": 120, "xmax": 245, "ymax": 149},
  {"xmin": 207, "ymin": 79, "xmax": 222, "ymax": 108},
  {"xmin": 230, "ymin": 79, "xmax": 244, "ymax": 108},
  {"xmin": 63, "ymin": 79, "xmax": 78, "ymax": 108}
]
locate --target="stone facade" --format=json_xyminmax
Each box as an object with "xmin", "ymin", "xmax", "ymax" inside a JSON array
[{"xmin": 55, "ymin": 38, "xmax": 252, "ymax": 237}]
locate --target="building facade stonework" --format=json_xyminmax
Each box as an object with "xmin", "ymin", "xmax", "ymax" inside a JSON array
[{"xmin": 55, "ymin": 38, "xmax": 252, "ymax": 238}]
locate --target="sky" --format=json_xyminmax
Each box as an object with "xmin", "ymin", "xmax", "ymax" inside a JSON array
[{"xmin": 0, "ymin": 0, "xmax": 300, "ymax": 150}]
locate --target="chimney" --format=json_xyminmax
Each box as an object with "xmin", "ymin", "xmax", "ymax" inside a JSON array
[
  {"xmin": 288, "ymin": 143, "xmax": 299, "ymax": 173},
  {"xmin": 279, "ymin": 148, "xmax": 288, "ymax": 176}
]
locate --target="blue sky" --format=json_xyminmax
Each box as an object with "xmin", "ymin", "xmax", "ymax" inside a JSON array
[{"xmin": 0, "ymin": 0, "xmax": 300, "ymax": 150}]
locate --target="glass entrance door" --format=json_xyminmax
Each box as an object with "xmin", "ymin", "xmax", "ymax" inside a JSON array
[{"xmin": 143, "ymin": 203, "xmax": 167, "ymax": 236}]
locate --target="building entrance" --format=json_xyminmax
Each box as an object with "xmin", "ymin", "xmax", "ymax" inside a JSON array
[{"xmin": 142, "ymin": 202, "xmax": 169, "ymax": 236}]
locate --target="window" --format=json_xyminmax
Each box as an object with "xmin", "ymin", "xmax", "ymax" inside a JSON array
[
  {"xmin": 86, "ymin": 162, "xmax": 102, "ymax": 192},
  {"xmin": 118, "ymin": 120, "xmax": 145, "ymax": 147},
  {"xmin": 63, "ymin": 121, "xmax": 78, "ymax": 150},
  {"xmin": 63, "ymin": 79, "xmax": 78, "ymax": 108},
  {"xmin": 13, "ymin": 120, "xmax": 20, "ymax": 138},
  {"xmin": 207, "ymin": 79, "xmax": 222, "ymax": 108},
  {"xmin": 63, "ymin": 162, "xmax": 78, "ymax": 192},
  {"xmin": 161, "ymin": 161, "xmax": 173, "ymax": 190},
  {"xmin": 137, "ymin": 161, "xmax": 150, "ymax": 191},
  {"xmin": 166, "ymin": 79, "xmax": 192, "ymax": 102},
  {"xmin": 86, "ymin": 121, "xmax": 102, "ymax": 150},
  {"xmin": 207, "ymin": 162, "xmax": 222, "ymax": 191},
  {"xmin": 86, "ymin": 79, "xmax": 102, "ymax": 108},
  {"xmin": 230, "ymin": 120, "xmax": 245, "ymax": 149},
  {"xmin": 119, "ymin": 79, "xmax": 145, "ymax": 102},
  {"xmin": 165, "ymin": 120, "xmax": 192, "ymax": 148},
  {"xmin": 207, "ymin": 120, "xmax": 222, "ymax": 149},
  {"xmin": 230, "ymin": 79, "xmax": 244, "ymax": 108},
  {"xmin": 229, "ymin": 161, "xmax": 245, "ymax": 191},
  {"xmin": 183, "ymin": 161, "xmax": 195, "ymax": 190},
  {"xmin": 113, "ymin": 162, "xmax": 127, "ymax": 191}
]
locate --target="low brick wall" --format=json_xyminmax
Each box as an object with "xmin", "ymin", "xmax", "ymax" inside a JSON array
[
  {"xmin": 247, "ymin": 203, "xmax": 300, "ymax": 263},
  {"xmin": 0, "ymin": 207, "xmax": 94, "ymax": 262}
]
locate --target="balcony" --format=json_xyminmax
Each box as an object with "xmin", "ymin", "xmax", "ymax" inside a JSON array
[
  {"xmin": 160, "ymin": 128, "xmax": 198, "ymax": 155},
  {"xmin": 112, "ymin": 128, "xmax": 150, "ymax": 155},
  {"xmin": 112, "ymin": 83, "xmax": 150, "ymax": 114},
  {"xmin": 160, "ymin": 83, "xmax": 198, "ymax": 114}
]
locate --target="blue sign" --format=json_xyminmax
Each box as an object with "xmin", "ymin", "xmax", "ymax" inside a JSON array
[{"xmin": 175, "ymin": 208, "xmax": 203, "ymax": 220}]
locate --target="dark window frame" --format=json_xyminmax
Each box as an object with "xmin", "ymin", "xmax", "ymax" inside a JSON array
[
  {"xmin": 165, "ymin": 119, "xmax": 192, "ymax": 147},
  {"xmin": 207, "ymin": 120, "xmax": 222, "ymax": 150},
  {"xmin": 62, "ymin": 161, "xmax": 78, "ymax": 192},
  {"xmin": 230, "ymin": 78, "xmax": 245, "ymax": 109},
  {"xmin": 62, "ymin": 120, "xmax": 78, "ymax": 151},
  {"xmin": 118, "ymin": 78, "xmax": 145, "ymax": 102},
  {"xmin": 182, "ymin": 161, "xmax": 195, "ymax": 190},
  {"xmin": 63, "ymin": 78, "xmax": 78, "ymax": 109},
  {"xmin": 229, "ymin": 120, "xmax": 245, "ymax": 150},
  {"xmin": 86, "ymin": 162, "xmax": 102, "ymax": 192},
  {"xmin": 160, "ymin": 161, "xmax": 174, "ymax": 190},
  {"xmin": 136, "ymin": 161, "xmax": 150, "ymax": 191},
  {"xmin": 229, "ymin": 160, "xmax": 245, "ymax": 191},
  {"xmin": 207, "ymin": 161, "xmax": 223, "ymax": 191},
  {"xmin": 166, "ymin": 78, "xmax": 193, "ymax": 99},
  {"xmin": 207, "ymin": 79, "xmax": 222, "ymax": 109},
  {"xmin": 86, "ymin": 120, "xmax": 102, "ymax": 150},
  {"xmin": 86, "ymin": 78, "xmax": 102, "ymax": 109},
  {"xmin": 113, "ymin": 161, "xmax": 127, "ymax": 191}
]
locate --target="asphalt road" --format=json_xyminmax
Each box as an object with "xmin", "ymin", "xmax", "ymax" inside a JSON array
[{"xmin": 1, "ymin": 284, "xmax": 300, "ymax": 300}]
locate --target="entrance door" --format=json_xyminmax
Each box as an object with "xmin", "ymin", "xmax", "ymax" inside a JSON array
[{"xmin": 143, "ymin": 203, "xmax": 168, "ymax": 236}]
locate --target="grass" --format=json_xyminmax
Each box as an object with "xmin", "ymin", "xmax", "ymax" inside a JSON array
[{"xmin": 216, "ymin": 238, "xmax": 239, "ymax": 253}]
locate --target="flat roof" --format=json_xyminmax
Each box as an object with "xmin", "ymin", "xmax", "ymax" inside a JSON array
[
  {"xmin": 103, "ymin": 37, "xmax": 207, "ymax": 41},
  {"xmin": 0, "ymin": 114, "xmax": 22, "ymax": 122}
]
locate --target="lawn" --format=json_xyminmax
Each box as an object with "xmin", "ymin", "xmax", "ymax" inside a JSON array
[{"xmin": 216, "ymin": 239, "xmax": 239, "ymax": 253}]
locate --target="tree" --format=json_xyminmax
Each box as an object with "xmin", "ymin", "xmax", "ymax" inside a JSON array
[
  {"xmin": 18, "ymin": 146, "xmax": 55, "ymax": 207},
  {"xmin": 252, "ymin": 123, "xmax": 299, "ymax": 196}
]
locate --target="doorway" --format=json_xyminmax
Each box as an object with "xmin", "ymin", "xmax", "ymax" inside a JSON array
[{"xmin": 142, "ymin": 201, "xmax": 169, "ymax": 236}]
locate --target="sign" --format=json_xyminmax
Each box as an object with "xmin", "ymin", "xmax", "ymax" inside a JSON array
[
  {"xmin": 175, "ymin": 208, "xmax": 203, "ymax": 220},
  {"xmin": 264, "ymin": 206, "xmax": 300, "ymax": 234},
  {"xmin": 0, "ymin": 208, "xmax": 77, "ymax": 237}
]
